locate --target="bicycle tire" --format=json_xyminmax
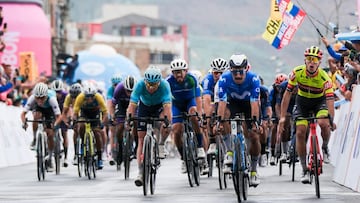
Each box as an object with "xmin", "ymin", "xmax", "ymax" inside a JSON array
[
  {"xmin": 207, "ymin": 153, "xmax": 214, "ymax": 177},
  {"xmin": 312, "ymin": 135, "xmax": 320, "ymax": 198},
  {"xmin": 232, "ymin": 138, "xmax": 242, "ymax": 203},
  {"xmin": 183, "ymin": 132, "xmax": 195, "ymax": 187},
  {"xmin": 123, "ymin": 130, "xmax": 131, "ymax": 179},
  {"xmin": 55, "ymin": 130, "xmax": 61, "ymax": 175},
  {"xmin": 291, "ymin": 140, "xmax": 296, "ymax": 182},
  {"xmin": 76, "ymin": 137, "xmax": 83, "ymax": 177},
  {"xmin": 216, "ymin": 135, "xmax": 225, "ymax": 189},
  {"xmin": 143, "ymin": 135, "xmax": 151, "ymax": 196},
  {"xmin": 36, "ymin": 132, "xmax": 44, "ymax": 181},
  {"xmin": 150, "ymin": 139, "xmax": 159, "ymax": 195},
  {"xmin": 192, "ymin": 132, "xmax": 200, "ymax": 186},
  {"xmin": 85, "ymin": 133, "xmax": 92, "ymax": 180},
  {"xmin": 90, "ymin": 132, "xmax": 97, "ymax": 179},
  {"xmin": 241, "ymin": 140, "xmax": 249, "ymax": 200}
]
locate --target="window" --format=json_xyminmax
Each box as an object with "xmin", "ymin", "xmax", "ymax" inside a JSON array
[
  {"xmin": 120, "ymin": 26, "xmax": 131, "ymax": 36},
  {"xmin": 150, "ymin": 27, "xmax": 166, "ymax": 36},
  {"xmin": 135, "ymin": 26, "xmax": 142, "ymax": 36},
  {"xmin": 150, "ymin": 52, "xmax": 175, "ymax": 64}
]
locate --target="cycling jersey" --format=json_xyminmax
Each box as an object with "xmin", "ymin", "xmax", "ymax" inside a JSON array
[
  {"xmin": 63, "ymin": 94, "xmax": 76, "ymax": 109},
  {"xmin": 287, "ymin": 65, "xmax": 334, "ymax": 99},
  {"xmin": 130, "ymin": 79, "xmax": 171, "ymax": 106},
  {"xmin": 260, "ymin": 85, "xmax": 271, "ymax": 119},
  {"xmin": 166, "ymin": 73, "xmax": 201, "ymax": 106},
  {"xmin": 55, "ymin": 90, "xmax": 68, "ymax": 111},
  {"xmin": 201, "ymin": 73, "xmax": 216, "ymax": 100},
  {"xmin": 106, "ymin": 85, "xmax": 116, "ymax": 100},
  {"xmin": 24, "ymin": 89, "xmax": 61, "ymax": 115},
  {"xmin": 217, "ymin": 71, "xmax": 260, "ymax": 102},
  {"xmin": 73, "ymin": 92, "xmax": 107, "ymax": 116}
]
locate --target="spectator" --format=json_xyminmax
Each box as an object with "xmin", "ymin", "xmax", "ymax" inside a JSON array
[
  {"xmin": 340, "ymin": 63, "xmax": 359, "ymax": 101},
  {"xmin": 62, "ymin": 54, "xmax": 79, "ymax": 85},
  {"xmin": 0, "ymin": 65, "xmax": 13, "ymax": 104}
]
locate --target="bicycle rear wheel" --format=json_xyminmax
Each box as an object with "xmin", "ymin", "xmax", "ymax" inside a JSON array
[
  {"xmin": 207, "ymin": 153, "xmax": 214, "ymax": 177},
  {"xmin": 241, "ymin": 145, "xmax": 249, "ymax": 201},
  {"xmin": 143, "ymin": 135, "xmax": 151, "ymax": 196},
  {"xmin": 312, "ymin": 135, "xmax": 320, "ymax": 198},
  {"xmin": 123, "ymin": 130, "xmax": 131, "ymax": 179}
]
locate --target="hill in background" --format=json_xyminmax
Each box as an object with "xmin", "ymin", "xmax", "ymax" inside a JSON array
[{"xmin": 69, "ymin": 0, "xmax": 357, "ymax": 85}]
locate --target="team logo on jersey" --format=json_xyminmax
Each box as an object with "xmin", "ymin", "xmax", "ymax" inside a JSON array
[{"xmin": 324, "ymin": 81, "xmax": 332, "ymax": 89}]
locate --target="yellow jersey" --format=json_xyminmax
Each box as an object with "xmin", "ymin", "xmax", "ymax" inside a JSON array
[
  {"xmin": 73, "ymin": 92, "xmax": 108, "ymax": 116},
  {"xmin": 287, "ymin": 65, "xmax": 334, "ymax": 99}
]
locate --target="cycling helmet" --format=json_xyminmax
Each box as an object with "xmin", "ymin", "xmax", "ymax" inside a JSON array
[
  {"xmin": 111, "ymin": 74, "xmax": 123, "ymax": 85},
  {"xmin": 211, "ymin": 58, "xmax": 228, "ymax": 72},
  {"xmin": 304, "ymin": 46, "xmax": 323, "ymax": 59},
  {"xmin": 144, "ymin": 66, "xmax": 162, "ymax": 83},
  {"xmin": 50, "ymin": 79, "xmax": 64, "ymax": 91},
  {"xmin": 274, "ymin": 73, "xmax": 288, "ymax": 85},
  {"xmin": 69, "ymin": 83, "xmax": 82, "ymax": 98},
  {"xmin": 170, "ymin": 59, "xmax": 188, "ymax": 71},
  {"xmin": 83, "ymin": 84, "xmax": 97, "ymax": 97},
  {"xmin": 229, "ymin": 54, "xmax": 248, "ymax": 69},
  {"xmin": 124, "ymin": 75, "xmax": 137, "ymax": 91},
  {"xmin": 33, "ymin": 82, "xmax": 48, "ymax": 97}
]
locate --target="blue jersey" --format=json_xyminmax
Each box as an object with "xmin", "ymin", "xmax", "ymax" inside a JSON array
[
  {"xmin": 217, "ymin": 71, "xmax": 260, "ymax": 102},
  {"xmin": 130, "ymin": 79, "xmax": 172, "ymax": 106},
  {"xmin": 166, "ymin": 73, "xmax": 201, "ymax": 105},
  {"xmin": 201, "ymin": 73, "xmax": 216, "ymax": 100},
  {"xmin": 106, "ymin": 86, "xmax": 116, "ymax": 100}
]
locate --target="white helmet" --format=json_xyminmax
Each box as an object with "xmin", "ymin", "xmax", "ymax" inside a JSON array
[
  {"xmin": 124, "ymin": 75, "xmax": 137, "ymax": 91},
  {"xmin": 83, "ymin": 84, "xmax": 97, "ymax": 97},
  {"xmin": 50, "ymin": 79, "xmax": 64, "ymax": 91},
  {"xmin": 170, "ymin": 59, "xmax": 188, "ymax": 71},
  {"xmin": 33, "ymin": 82, "xmax": 48, "ymax": 97},
  {"xmin": 229, "ymin": 54, "xmax": 248, "ymax": 69},
  {"xmin": 211, "ymin": 58, "xmax": 228, "ymax": 72}
]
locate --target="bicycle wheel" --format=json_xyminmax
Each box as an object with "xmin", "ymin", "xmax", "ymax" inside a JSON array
[
  {"xmin": 291, "ymin": 139, "xmax": 296, "ymax": 182},
  {"xmin": 216, "ymin": 135, "xmax": 227, "ymax": 190},
  {"xmin": 232, "ymin": 138, "xmax": 241, "ymax": 203},
  {"xmin": 54, "ymin": 130, "xmax": 61, "ymax": 175},
  {"xmin": 241, "ymin": 145, "xmax": 249, "ymax": 201},
  {"xmin": 143, "ymin": 135, "xmax": 151, "ymax": 196},
  {"xmin": 85, "ymin": 133, "xmax": 91, "ymax": 180},
  {"xmin": 207, "ymin": 153, "xmax": 214, "ymax": 177},
  {"xmin": 76, "ymin": 137, "xmax": 83, "ymax": 177},
  {"xmin": 192, "ymin": 133, "xmax": 200, "ymax": 186},
  {"xmin": 312, "ymin": 135, "xmax": 320, "ymax": 198},
  {"xmin": 183, "ymin": 133, "xmax": 195, "ymax": 187},
  {"xmin": 123, "ymin": 130, "xmax": 131, "ymax": 179},
  {"xmin": 150, "ymin": 140, "xmax": 159, "ymax": 195},
  {"xmin": 90, "ymin": 132, "xmax": 97, "ymax": 179},
  {"xmin": 36, "ymin": 133, "xmax": 44, "ymax": 181}
]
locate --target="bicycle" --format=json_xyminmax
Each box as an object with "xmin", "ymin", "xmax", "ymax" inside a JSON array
[
  {"xmin": 25, "ymin": 118, "xmax": 52, "ymax": 181},
  {"xmin": 221, "ymin": 114, "xmax": 253, "ymax": 203},
  {"xmin": 73, "ymin": 118, "xmax": 99, "ymax": 180},
  {"xmin": 54, "ymin": 128, "xmax": 63, "ymax": 175},
  {"xmin": 296, "ymin": 114, "xmax": 333, "ymax": 198},
  {"xmin": 175, "ymin": 112, "xmax": 201, "ymax": 187},
  {"xmin": 112, "ymin": 116, "xmax": 135, "ymax": 179},
  {"xmin": 203, "ymin": 113, "xmax": 228, "ymax": 189},
  {"xmin": 128, "ymin": 115, "xmax": 168, "ymax": 196}
]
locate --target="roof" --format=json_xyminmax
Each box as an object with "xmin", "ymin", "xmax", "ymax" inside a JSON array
[{"xmin": 102, "ymin": 13, "xmax": 180, "ymax": 27}]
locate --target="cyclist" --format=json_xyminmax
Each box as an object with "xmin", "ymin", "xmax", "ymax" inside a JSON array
[
  {"xmin": 21, "ymin": 82, "xmax": 62, "ymax": 172},
  {"xmin": 72, "ymin": 83, "xmax": 108, "ymax": 170},
  {"xmin": 165, "ymin": 58, "xmax": 208, "ymax": 174},
  {"xmin": 106, "ymin": 74, "xmax": 123, "ymax": 161},
  {"xmin": 126, "ymin": 66, "xmax": 172, "ymax": 187},
  {"xmin": 202, "ymin": 58, "xmax": 228, "ymax": 155},
  {"xmin": 278, "ymin": 46, "xmax": 336, "ymax": 184},
  {"xmin": 258, "ymin": 76, "xmax": 272, "ymax": 167},
  {"xmin": 216, "ymin": 54, "xmax": 261, "ymax": 187},
  {"xmin": 109, "ymin": 75, "xmax": 137, "ymax": 166},
  {"xmin": 50, "ymin": 79, "xmax": 70, "ymax": 167},
  {"xmin": 268, "ymin": 73, "xmax": 289, "ymax": 165},
  {"xmin": 58, "ymin": 83, "xmax": 82, "ymax": 165}
]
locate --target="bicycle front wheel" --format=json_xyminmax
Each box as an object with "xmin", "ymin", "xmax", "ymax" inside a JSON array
[
  {"xmin": 216, "ymin": 135, "xmax": 226, "ymax": 190},
  {"xmin": 123, "ymin": 130, "xmax": 131, "ymax": 179},
  {"xmin": 143, "ymin": 135, "xmax": 151, "ymax": 196},
  {"xmin": 312, "ymin": 135, "xmax": 320, "ymax": 198},
  {"xmin": 183, "ymin": 133, "xmax": 194, "ymax": 187},
  {"xmin": 150, "ymin": 140, "xmax": 159, "ymax": 195},
  {"xmin": 232, "ymin": 138, "xmax": 242, "ymax": 203},
  {"xmin": 191, "ymin": 132, "xmax": 200, "ymax": 186},
  {"xmin": 36, "ymin": 133, "xmax": 45, "ymax": 181},
  {"xmin": 54, "ymin": 130, "xmax": 62, "ymax": 175}
]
